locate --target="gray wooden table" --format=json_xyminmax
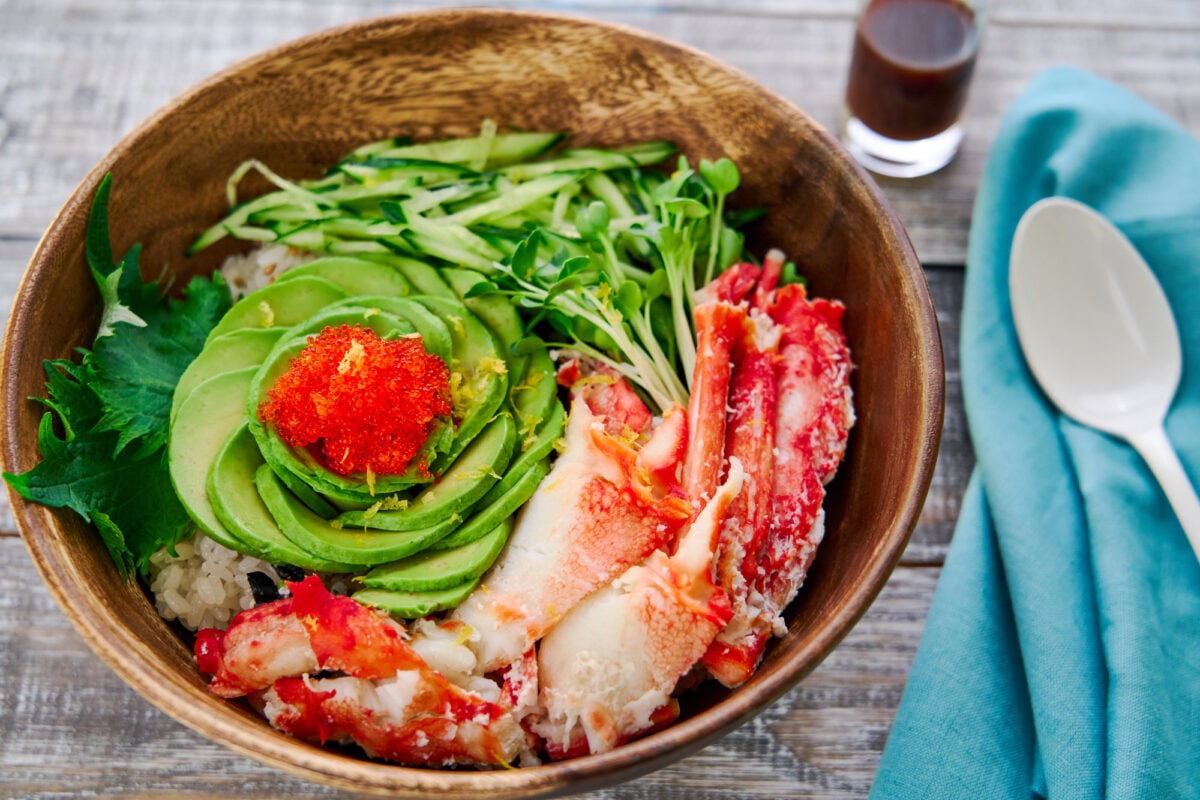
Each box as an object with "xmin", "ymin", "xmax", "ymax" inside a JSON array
[{"xmin": 2, "ymin": 1, "xmax": 1198, "ymax": 797}]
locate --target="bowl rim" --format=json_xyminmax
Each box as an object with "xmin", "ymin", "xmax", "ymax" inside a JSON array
[{"xmin": 3, "ymin": 7, "xmax": 943, "ymax": 797}]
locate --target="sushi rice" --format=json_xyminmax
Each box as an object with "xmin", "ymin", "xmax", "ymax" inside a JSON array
[
  {"xmin": 148, "ymin": 534, "xmax": 280, "ymax": 631},
  {"xmin": 148, "ymin": 244, "xmax": 313, "ymax": 631},
  {"xmin": 218, "ymin": 243, "xmax": 313, "ymax": 298}
]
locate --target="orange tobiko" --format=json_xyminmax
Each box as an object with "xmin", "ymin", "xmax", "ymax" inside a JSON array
[{"xmin": 259, "ymin": 324, "xmax": 452, "ymax": 477}]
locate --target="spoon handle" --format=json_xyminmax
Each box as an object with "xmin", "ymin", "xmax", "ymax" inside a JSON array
[{"xmin": 1128, "ymin": 425, "xmax": 1200, "ymax": 564}]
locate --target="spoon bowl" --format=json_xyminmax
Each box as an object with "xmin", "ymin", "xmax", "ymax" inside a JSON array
[{"xmin": 1010, "ymin": 195, "xmax": 1200, "ymax": 561}]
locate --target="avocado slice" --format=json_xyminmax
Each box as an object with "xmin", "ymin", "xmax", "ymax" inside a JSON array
[
  {"xmin": 336, "ymin": 412, "xmax": 517, "ymax": 532},
  {"xmin": 352, "ymin": 579, "xmax": 480, "ymax": 619},
  {"xmin": 508, "ymin": 348, "xmax": 559, "ymax": 440},
  {"xmin": 168, "ymin": 366, "xmax": 259, "ymax": 553},
  {"xmin": 205, "ymin": 276, "xmax": 348, "ymax": 341},
  {"xmin": 441, "ymin": 266, "xmax": 526, "ymax": 375},
  {"xmin": 413, "ymin": 295, "xmax": 509, "ymax": 470},
  {"xmin": 273, "ymin": 462, "xmax": 339, "ymax": 519},
  {"xmin": 276, "ymin": 305, "xmax": 417, "ymax": 343},
  {"xmin": 257, "ymin": 422, "xmax": 446, "ymax": 508},
  {"xmin": 432, "ymin": 456, "xmax": 552, "ymax": 551},
  {"xmin": 258, "ymin": 427, "xmax": 430, "ymax": 510},
  {"xmin": 322, "ymin": 295, "xmax": 453, "ymax": 364},
  {"xmin": 275, "ymin": 256, "xmax": 414, "ymax": 297},
  {"xmin": 361, "ymin": 518, "xmax": 511, "ymax": 592},
  {"xmin": 379, "ymin": 254, "xmax": 458, "ymax": 299},
  {"xmin": 171, "ymin": 327, "xmax": 283, "ymax": 425},
  {"xmin": 479, "ymin": 398, "xmax": 564, "ymax": 508},
  {"xmin": 208, "ymin": 425, "xmax": 357, "ymax": 571},
  {"xmin": 255, "ymin": 464, "xmax": 456, "ymax": 566}
]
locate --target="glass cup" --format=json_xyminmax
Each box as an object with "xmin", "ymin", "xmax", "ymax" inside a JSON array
[{"xmin": 840, "ymin": 0, "xmax": 987, "ymax": 178}]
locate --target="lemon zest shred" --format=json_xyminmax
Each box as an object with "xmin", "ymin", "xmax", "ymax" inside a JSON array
[
  {"xmin": 378, "ymin": 495, "xmax": 409, "ymax": 512},
  {"xmin": 454, "ymin": 624, "xmax": 475, "ymax": 646},
  {"xmin": 571, "ymin": 373, "xmax": 617, "ymax": 390},
  {"xmin": 257, "ymin": 300, "xmax": 275, "ymax": 328},
  {"xmin": 511, "ymin": 372, "xmax": 542, "ymax": 394},
  {"xmin": 338, "ymin": 340, "xmax": 367, "ymax": 375},
  {"xmin": 475, "ymin": 465, "xmax": 503, "ymax": 481},
  {"xmin": 479, "ymin": 356, "xmax": 508, "ymax": 376}
]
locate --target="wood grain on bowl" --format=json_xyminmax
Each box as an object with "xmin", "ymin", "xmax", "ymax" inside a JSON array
[{"xmin": 1, "ymin": 9, "xmax": 942, "ymax": 799}]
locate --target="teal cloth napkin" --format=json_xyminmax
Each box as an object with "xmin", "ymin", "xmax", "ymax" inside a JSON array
[{"xmin": 869, "ymin": 67, "xmax": 1200, "ymax": 799}]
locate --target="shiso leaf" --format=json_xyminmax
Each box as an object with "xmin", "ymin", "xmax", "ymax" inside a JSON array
[
  {"xmin": 3, "ymin": 360, "xmax": 192, "ymax": 577},
  {"xmin": 87, "ymin": 273, "xmax": 231, "ymax": 457},
  {"xmin": 88, "ymin": 174, "xmax": 152, "ymax": 339},
  {"xmin": 85, "ymin": 173, "xmax": 117, "ymax": 276},
  {"xmin": 2, "ymin": 174, "xmax": 230, "ymax": 577},
  {"xmin": 94, "ymin": 264, "xmax": 148, "ymax": 338}
]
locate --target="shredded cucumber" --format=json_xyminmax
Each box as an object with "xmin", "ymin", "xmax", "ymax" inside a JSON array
[
  {"xmin": 342, "ymin": 129, "xmax": 565, "ymax": 167},
  {"xmin": 190, "ymin": 127, "xmax": 678, "ymax": 269},
  {"xmin": 190, "ymin": 122, "xmax": 755, "ymax": 411}
]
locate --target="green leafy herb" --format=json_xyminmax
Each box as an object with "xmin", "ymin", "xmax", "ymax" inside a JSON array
[
  {"xmin": 89, "ymin": 272, "xmax": 231, "ymax": 456},
  {"xmin": 3, "ymin": 175, "xmax": 232, "ymax": 576},
  {"xmin": 779, "ymin": 259, "xmax": 808, "ymax": 288},
  {"xmin": 489, "ymin": 225, "xmax": 687, "ymax": 412},
  {"xmin": 5, "ymin": 360, "xmax": 193, "ymax": 576}
]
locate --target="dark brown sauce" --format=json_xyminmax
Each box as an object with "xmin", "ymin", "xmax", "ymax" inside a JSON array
[{"xmin": 844, "ymin": 0, "xmax": 978, "ymax": 141}]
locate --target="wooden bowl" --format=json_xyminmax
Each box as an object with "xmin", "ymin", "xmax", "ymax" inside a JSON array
[{"xmin": 2, "ymin": 9, "xmax": 943, "ymax": 798}]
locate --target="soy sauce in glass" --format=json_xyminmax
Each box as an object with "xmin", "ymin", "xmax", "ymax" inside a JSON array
[
  {"xmin": 845, "ymin": 0, "xmax": 979, "ymax": 142},
  {"xmin": 840, "ymin": 0, "xmax": 985, "ymax": 177}
]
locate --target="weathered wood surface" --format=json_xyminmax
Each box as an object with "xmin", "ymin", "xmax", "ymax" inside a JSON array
[{"xmin": 2, "ymin": 0, "xmax": 1198, "ymax": 797}]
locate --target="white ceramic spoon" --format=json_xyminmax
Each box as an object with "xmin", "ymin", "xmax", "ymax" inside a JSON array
[{"xmin": 1009, "ymin": 196, "xmax": 1200, "ymax": 563}]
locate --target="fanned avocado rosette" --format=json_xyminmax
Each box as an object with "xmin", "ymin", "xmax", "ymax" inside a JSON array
[{"xmin": 167, "ymin": 254, "xmax": 564, "ymax": 616}]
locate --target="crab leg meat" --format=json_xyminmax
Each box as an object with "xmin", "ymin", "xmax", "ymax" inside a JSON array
[
  {"xmin": 194, "ymin": 575, "xmax": 524, "ymax": 767},
  {"xmin": 701, "ymin": 283, "xmax": 854, "ymax": 686},
  {"xmin": 451, "ymin": 377, "xmax": 692, "ymax": 674},
  {"xmin": 498, "ymin": 647, "xmax": 540, "ymax": 724},
  {"xmin": 556, "ymin": 358, "xmax": 653, "ymax": 437},
  {"xmin": 718, "ymin": 311, "xmax": 782, "ymax": 583},
  {"xmin": 757, "ymin": 284, "xmax": 854, "ymax": 620},
  {"xmin": 533, "ymin": 459, "xmax": 744, "ymax": 757},
  {"xmin": 682, "ymin": 300, "xmax": 747, "ymax": 510},
  {"xmin": 696, "ymin": 260, "xmax": 760, "ymax": 305},
  {"xmin": 752, "ymin": 248, "xmax": 787, "ymax": 311},
  {"xmin": 699, "ymin": 311, "xmax": 782, "ymax": 686}
]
